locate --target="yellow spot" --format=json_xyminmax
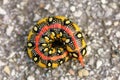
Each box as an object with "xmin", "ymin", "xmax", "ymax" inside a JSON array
[
  {"xmin": 28, "ymin": 42, "xmax": 32, "ymax": 47},
  {"xmin": 62, "ymin": 37, "xmax": 66, "ymax": 41},
  {"xmin": 34, "ymin": 57, "xmax": 38, "ymax": 61},
  {"xmin": 49, "ymin": 48, "xmax": 56, "ymax": 54},
  {"xmin": 77, "ymin": 33, "xmax": 82, "ymax": 38},
  {"xmin": 51, "ymin": 32, "xmax": 55, "ymax": 36},
  {"xmin": 52, "ymin": 63, "xmax": 59, "ymax": 68},
  {"xmin": 72, "ymin": 23, "xmax": 80, "ymax": 31},
  {"xmin": 57, "ymin": 34, "xmax": 60, "ymax": 38},
  {"xmin": 45, "ymin": 36, "xmax": 49, "ymax": 40},
  {"xmin": 58, "ymin": 49, "xmax": 61, "ymax": 53},
  {"xmin": 51, "ymin": 48, "xmax": 56, "ymax": 54},
  {"xmin": 49, "ymin": 50, "xmax": 52, "ymax": 54},
  {"xmin": 73, "ymin": 53, "xmax": 78, "ymax": 58},
  {"xmin": 59, "ymin": 60, "xmax": 63, "ymax": 64},
  {"xmin": 27, "ymin": 49, "xmax": 33, "ymax": 58},
  {"xmin": 48, "ymin": 62, "xmax": 51, "ymax": 67},
  {"xmin": 44, "ymin": 36, "xmax": 50, "ymax": 43},
  {"xmin": 65, "ymin": 56, "xmax": 69, "ymax": 61},
  {"xmin": 49, "ymin": 17, "xmax": 53, "ymax": 22},
  {"xmin": 59, "ymin": 32, "xmax": 63, "ymax": 37},
  {"xmin": 42, "ymin": 43, "xmax": 47, "ymax": 47},
  {"xmin": 81, "ymin": 39, "xmax": 87, "ymax": 48},
  {"xmin": 60, "ymin": 48, "xmax": 63, "ymax": 51},
  {"xmin": 33, "ymin": 26, "xmax": 38, "ymax": 31},
  {"xmin": 44, "ymin": 48, "xmax": 48, "ymax": 52},
  {"xmin": 37, "ymin": 61, "xmax": 46, "ymax": 68},
  {"xmin": 82, "ymin": 49, "xmax": 86, "ymax": 56},
  {"xmin": 50, "ymin": 32, "xmax": 55, "ymax": 39},
  {"xmin": 65, "ymin": 39, "xmax": 70, "ymax": 43},
  {"xmin": 65, "ymin": 20, "xmax": 70, "ymax": 24},
  {"xmin": 66, "ymin": 45, "xmax": 75, "ymax": 52},
  {"xmin": 27, "ymin": 30, "xmax": 34, "ymax": 40}
]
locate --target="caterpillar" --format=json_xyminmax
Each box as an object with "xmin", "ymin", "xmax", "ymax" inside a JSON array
[{"xmin": 27, "ymin": 16, "xmax": 87, "ymax": 68}]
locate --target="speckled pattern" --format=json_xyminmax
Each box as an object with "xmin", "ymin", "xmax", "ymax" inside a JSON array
[{"xmin": 0, "ymin": 0, "xmax": 120, "ymax": 80}]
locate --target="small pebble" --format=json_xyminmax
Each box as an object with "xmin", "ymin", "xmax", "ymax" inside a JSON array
[
  {"xmin": 78, "ymin": 69, "xmax": 89, "ymax": 77},
  {"xmin": 82, "ymin": 69, "xmax": 89, "ymax": 77},
  {"xmin": 105, "ymin": 20, "xmax": 112, "ymax": 26},
  {"xmin": 44, "ymin": 4, "xmax": 50, "ymax": 10},
  {"xmin": 78, "ymin": 70, "xmax": 83, "ymax": 78},
  {"xmin": 35, "ymin": 69, "xmax": 40, "ymax": 74},
  {"xmin": 116, "ymin": 31, "xmax": 120, "ymax": 38},
  {"xmin": 39, "ymin": 3, "xmax": 45, "ymax": 8},
  {"xmin": 64, "ymin": 1, "xmax": 69, "ymax": 7},
  {"xmin": 74, "ymin": 10, "xmax": 82, "ymax": 17},
  {"xmin": 105, "ymin": 7, "xmax": 113, "ymax": 17},
  {"xmin": 118, "ymin": 76, "xmax": 120, "ymax": 80},
  {"xmin": 6, "ymin": 26, "xmax": 14, "ymax": 36},
  {"xmin": 0, "ymin": 60, "xmax": 6, "ymax": 67},
  {"xmin": 3, "ymin": 66, "xmax": 10, "ymax": 75},
  {"xmin": 96, "ymin": 60, "xmax": 102, "ymax": 69},
  {"xmin": 49, "ymin": 8, "xmax": 56, "ymax": 14},
  {"xmin": 33, "ymin": 14, "xmax": 41, "ymax": 21},
  {"xmin": 109, "ymin": 2, "xmax": 118, "ymax": 9},
  {"xmin": 115, "ymin": 13, "xmax": 120, "ymax": 20},
  {"xmin": 11, "ymin": 69, "xmax": 16, "ymax": 76},
  {"xmin": 3, "ymin": 0, "xmax": 9, "ymax": 4},
  {"xmin": 17, "ymin": 15, "xmax": 25, "ymax": 24},
  {"xmin": 70, "ymin": 6, "xmax": 76, "ymax": 12},
  {"xmin": 101, "ymin": 0, "xmax": 108, "ymax": 4},
  {"xmin": 88, "ymin": 57, "xmax": 95, "ymax": 66},
  {"xmin": 69, "ymin": 69, "xmax": 75, "ymax": 75},
  {"xmin": 113, "ymin": 21, "xmax": 119, "ymax": 26},
  {"xmin": 112, "ymin": 53, "xmax": 119, "ymax": 58},
  {"xmin": 16, "ymin": 4, "xmax": 20, "ymax": 8},
  {"xmin": 27, "ymin": 75, "xmax": 35, "ymax": 80},
  {"xmin": 98, "ymin": 48, "xmax": 104, "ymax": 55},
  {"xmin": 0, "ymin": 7, "xmax": 6, "ymax": 15}
]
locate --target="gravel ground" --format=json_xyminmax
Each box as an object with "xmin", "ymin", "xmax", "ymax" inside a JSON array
[{"xmin": 0, "ymin": 0, "xmax": 120, "ymax": 80}]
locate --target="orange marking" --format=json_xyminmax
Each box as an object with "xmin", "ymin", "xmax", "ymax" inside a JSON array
[{"xmin": 34, "ymin": 23, "xmax": 84, "ymax": 66}]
